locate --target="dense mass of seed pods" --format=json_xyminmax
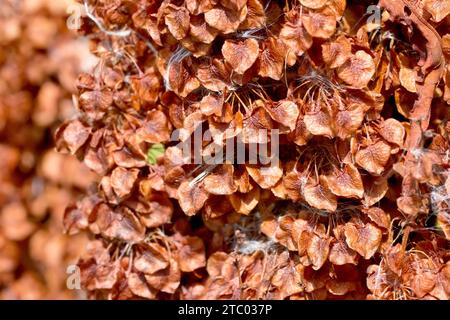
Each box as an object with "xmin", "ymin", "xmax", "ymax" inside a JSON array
[{"xmin": 54, "ymin": 0, "xmax": 450, "ymax": 299}]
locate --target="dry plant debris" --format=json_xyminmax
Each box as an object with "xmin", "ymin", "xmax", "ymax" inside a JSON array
[{"xmin": 2, "ymin": 0, "xmax": 450, "ymax": 300}]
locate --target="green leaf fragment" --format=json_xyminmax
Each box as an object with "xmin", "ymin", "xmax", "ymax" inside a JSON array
[{"xmin": 147, "ymin": 143, "xmax": 165, "ymax": 164}]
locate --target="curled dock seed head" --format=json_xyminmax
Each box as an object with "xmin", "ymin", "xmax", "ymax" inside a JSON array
[{"xmin": 40, "ymin": 0, "xmax": 450, "ymax": 300}]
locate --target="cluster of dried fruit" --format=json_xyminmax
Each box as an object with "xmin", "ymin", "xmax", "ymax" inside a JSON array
[
  {"xmin": 0, "ymin": 0, "xmax": 97, "ymax": 298},
  {"xmin": 55, "ymin": 0, "xmax": 450, "ymax": 299}
]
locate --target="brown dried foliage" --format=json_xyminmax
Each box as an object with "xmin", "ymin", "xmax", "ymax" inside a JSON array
[{"xmin": 4, "ymin": 0, "xmax": 449, "ymax": 300}]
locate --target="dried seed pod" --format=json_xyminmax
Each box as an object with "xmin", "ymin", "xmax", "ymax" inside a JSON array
[
  {"xmin": 378, "ymin": 118, "xmax": 405, "ymax": 147},
  {"xmin": 334, "ymin": 105, "xmax": 364, "ymax": 139},
  {"xmin": 164, "ymin": 5, "xmax": 190, "ymax": 40},
  {"xmin": 258, "ymin": 37, "xmax": 286, "ymax": 80},
  {"xmin": 204, "ymin": 5, "xmax": 246, "ymax": 34},
  {"xmin": 239, "ymin": 0, "xmax": 266, "ymax": 29},
  {"xmin": 329, "ymin": 225, "xmax": 358, "ymax": 265},
  {"xmin": 134, "ymin": 243, "xmax": 170, "ymax": 275},
  {"xmin": 323, "ymin": 164, "xmax": 364, "ymax": 199},
  {"xmin": 222, "ymin": 38, "xmax": 260, "ymax": 74},
  {"xmin": 304, "ymin": 110, "xmax": 334, "ymax": 138},
  {"xmin": 355, "ymin": 141, "xmax": 391, "ymax": 175},
  {"xmin": 303, "ymin": 177, "xmax": 338, "ymax": 212},
  {"xmin": 177, "ymin": 181, "xmax": 209, "ymax": 216},
  {"xmin": 337, "ymin": 51, "xmax": 375, "ymax": 89},
  {"xmin": 322, "ymin": 35, "xmax": 352, "ymax": 69},
  {"xmin": 246, "ymin": 163, "xmax": 283, "ymax": 189},
  {"xmin": 42, "ymin": 0, "xmax": 450, "ymax": 301},
  {"xmin": 344, "ymin": 222, "xmax": 382, "ymax": 259},
  {"xmin": 173, "ymin": 234, "xmax": 206, "ymax": 272},
  {"xmin": 300, "ymin": 0, "xmax": 328, "ymax": 9},
  {"xmin": 302, "ymin": 7, "xmax": 337, "ymax": 39},
  {"xmin": 55, "ymin": 120, "xmax": 91, "ymax": 154},
  {"xmin": 204, "ymin": 164, "xmax": 238, "ymax": 195},
  {"xmin": 424, "ymin": 0, "xmax": 450, "ymax": 22},
  {"xmin": 280, "ymin": 10, "xmax": 313, "ymax": 57}
]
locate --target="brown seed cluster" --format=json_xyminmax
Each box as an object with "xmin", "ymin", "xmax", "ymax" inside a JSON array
[
  {"xmin": 52, "ymin": 0, "xmax": 450, "ymax": 299},
  {"xmin": 0, "ymin": 0, "xmax": 97, "ymax": 299}
]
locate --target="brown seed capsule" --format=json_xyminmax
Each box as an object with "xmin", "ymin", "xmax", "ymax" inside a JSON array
[{"xmin": 222, "ymin": 38, "xmax": 260, "ymax": 74}]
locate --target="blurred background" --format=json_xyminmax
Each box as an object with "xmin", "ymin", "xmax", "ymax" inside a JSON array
[{"xmin": 0, "ymin": 0, "xmax": 97, "ymax": 299}]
